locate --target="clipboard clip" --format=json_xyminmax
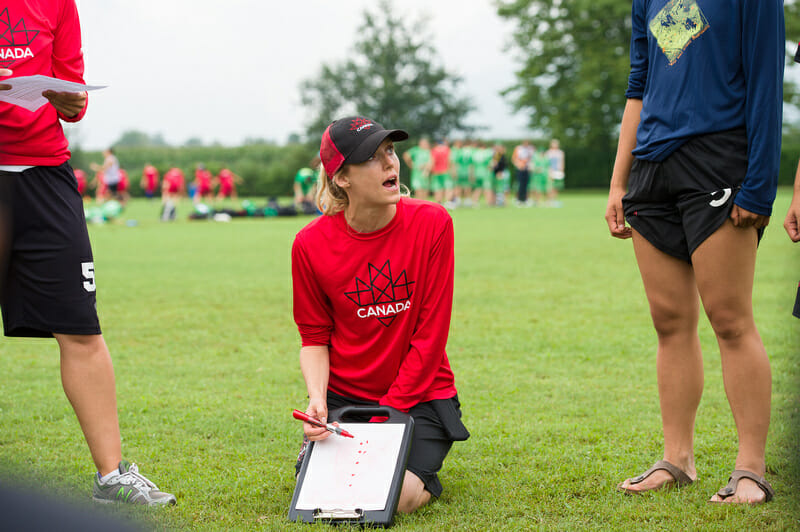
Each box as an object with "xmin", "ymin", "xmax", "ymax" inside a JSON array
[{"xmin": 313, "ymin": 508, "xmax": 364, "ymax": 520}]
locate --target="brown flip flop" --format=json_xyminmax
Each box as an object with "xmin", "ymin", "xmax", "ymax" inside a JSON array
[
  {"xmin": 710, "ymin": 470, "xmax": 775, "ymax": 504},
  {"xmin": 619, "ymin": 460, "xmax": 694, "ymax": 494}
]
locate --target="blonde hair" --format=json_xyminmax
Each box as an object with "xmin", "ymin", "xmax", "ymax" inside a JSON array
[{"xmin": 315, "ymin": 166, "xmax": 349, "ymax": 216}]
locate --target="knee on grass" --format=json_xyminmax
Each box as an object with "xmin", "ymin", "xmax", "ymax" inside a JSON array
[{"xmin": 397, "ymin": 471, "xmax": 431, "ymax": 514}]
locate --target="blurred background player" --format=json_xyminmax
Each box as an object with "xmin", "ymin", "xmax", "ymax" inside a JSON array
[
  {"xmin": 90, "ymin": 169, "xmax": 106, "ymax": 204},
  {"xmin": 73, "ymin": 167, "xmax": 88, "ymax": 201},
  {"xmin": 545, "ymin": 139, "xmax": 565, "ymax": 207},
  {"xmin": 294, "ymin": 155, "xmax": 320, "ymax": 211},
  {"xmin": 470, "ymin": 140, "xmax": 495, "ymax": 207},
  {"xmin": 403, "ymin": 137, "xmax": 432, "ymax": 200},
  {"xmin": 512, "ymin": 139, "xmax": 534, "ymax": 206},
  {"xmin": 430, "ymin": 139, "xmax": 452, "ymax": 205},
  {"xmin": 450, "ymin": 139, "xmax": 473, "ymax": 207},
  {"xmin": 530, "ymin": 144, "xmax": 549, "ymax": 207},
  {"xmin": 192, "ymin": 164, "xmax": 214, "ymax": 204},
  {"xmin": 140, "ymin": 164, "xmax": 160, "ymax": 200},
  {"xmin": 116, "ymin": 168, "xmax": 130, "ymax": 206},
  {"xmin": 90, "ymin": 148, "xmax": 122, "ymax": 203},
  {"xmin": 216, "ymin": 167, "xmax": 242, "ymax": 203},
  {"xmin": 161, "ymin": 167, "xmax": 186, "ymax": 221},
  {"xmin": 492, "ymin": 144, "xmax": 510, "ymax": 207}
]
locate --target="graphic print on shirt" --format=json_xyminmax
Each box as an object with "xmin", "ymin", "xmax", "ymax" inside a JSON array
[
  {"xmin": 649, "ymin": 0, "xmax": 709, "ymax": 66},
  {"xmin": 344, "ymin": 260, "xmax": 415, "ymax": 327},
  {"xmin": 0, "ymin": 8, "xmax": 38, "ymax": 68}
]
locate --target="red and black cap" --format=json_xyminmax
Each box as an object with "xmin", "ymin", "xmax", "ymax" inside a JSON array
[{"xmin": 320, "ymin": 116, "xmax": 408, "ymax": 177}]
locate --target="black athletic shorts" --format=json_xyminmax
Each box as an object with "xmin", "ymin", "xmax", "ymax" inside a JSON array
[
  {"xmin": 622, "ymin": 127, "xmax": 761, "ymax": 263},
  {"xmin": 295, "ymin": 391, "xmax": 469, "ymax": 498},
  {"xmin": 0, "ymin": 164, "xmax": 101, "ymax": 337}
]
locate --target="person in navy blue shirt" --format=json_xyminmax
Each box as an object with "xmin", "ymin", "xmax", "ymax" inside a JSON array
[{"xmin": 605, "ymin": 0, "xmax": 783, "ymax": 504}]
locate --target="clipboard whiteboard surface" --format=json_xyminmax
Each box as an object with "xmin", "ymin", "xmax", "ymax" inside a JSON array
[{"xmin": 295, "ymin": 422, "xmax": 405, "ymax": 511}]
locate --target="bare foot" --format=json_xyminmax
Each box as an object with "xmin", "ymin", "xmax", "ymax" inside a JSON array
[
  {"xmin": 618, "ymin": 461, "xmax": 696, "ymax": 493},
  {"xmin": 709, "ymin": 474, "xmax": 772, "ymax": 504}
]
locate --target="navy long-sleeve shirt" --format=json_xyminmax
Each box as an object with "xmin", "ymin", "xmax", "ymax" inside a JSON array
[{"xmin": 626, "ymin": 0, "xmax": 784, "ymax": 216}]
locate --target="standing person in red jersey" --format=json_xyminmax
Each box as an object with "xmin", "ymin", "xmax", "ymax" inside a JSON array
[
  {"xmin": 292, "ymin": 116, "xmax": 469, "ymax": 514},
  {"xmin": 0, "ymin": 1, "xmax": 174, "ymax": 506},
  {"xmin": 216, "ymin": 167, "xmax": 242, "ymax": 202},
  {"xmin": 429, "ymin": 140, "xmax": 452, "ymax": 205},
  {"xmin": 92, "ymin": 170, "xmax": 107, "ymax": 203},
  {"xmin": 161, "ymin": 167, "xmax": 185, "ymax": 221},
  {"xmin": 140, "ymin": 164, "xmax": 160, "ymax": 200},
  {"xmin": 73, "ymin": 167, "xmax": 88, "ymax": 200},
  {"xmin": 192, "ymin": 164, "xmax": 214, "ymax": 204},
  {"xmin": 117, "ymin": 168, "xmax": 130, "ymax": 206}
]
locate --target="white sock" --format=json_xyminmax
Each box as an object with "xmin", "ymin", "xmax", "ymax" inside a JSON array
[{"xmin": 99, "ymin": 468, "xmax": 121, "ymax": 484}]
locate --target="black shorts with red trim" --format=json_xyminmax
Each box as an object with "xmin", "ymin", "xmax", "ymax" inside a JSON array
[
  {"xmin": 622, "ymin": 127, "xmax": 762, "ymax": 264},
  {"xmin": 295, "ymin": 391, "xmax": 468, "ymax": 498},
  {"xmin": 0, "ymin": 164, "xmax": 101, "ymax": 337}
]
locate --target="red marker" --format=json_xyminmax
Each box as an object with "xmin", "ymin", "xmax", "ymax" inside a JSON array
[{"xmin": 292, "ymin": 409, "xmax": 354, "ymax": 438}]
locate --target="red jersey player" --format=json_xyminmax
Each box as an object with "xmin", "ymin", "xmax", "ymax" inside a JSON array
[
  {"xmin": 193, "ymin": 164, "xmax": 214, "ymax": 203},
  {"xmin": 140, "ymin": 164, "xmax": 160, "ymax": 199},
  {"xmin": 215, "ymin": 167, "xmax": 241, "ymax": 201},
  {"xmin": 292, "ymin": 116, "xmax": 469, "ymax": 514},
  {"xmin": 73, "ymin": 168, "xmax": 88, "ymax": 199},
  {"xmin": 162, "ymin": 167, "xmax": 185, "ymax": 198},
  {"xmin": 117, "ymin": 168, "xmax": 129, "ymax": 205},
  {"xmin": 160, "ymin": 167, "xmax": 185, "ymax": 221}
]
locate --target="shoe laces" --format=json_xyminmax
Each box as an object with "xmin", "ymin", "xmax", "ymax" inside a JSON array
[{"xmin": 117, "ymin": 463, "xmax": 158, "ymax": 491}]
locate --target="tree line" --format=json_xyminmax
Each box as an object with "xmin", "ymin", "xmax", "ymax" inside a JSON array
[{"xmin": 75, "ymin": 0, "xmax": 800, "ymax": 196}]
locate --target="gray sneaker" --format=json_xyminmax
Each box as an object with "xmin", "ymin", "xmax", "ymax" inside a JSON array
[{"xmin": 92, "ymin": 460, "xmax": 176, "ymax": 506}]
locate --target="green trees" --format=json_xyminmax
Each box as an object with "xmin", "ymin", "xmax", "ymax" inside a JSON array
[
  {"xmin": 497, "ymin": 0, "xmax": 800, "ymax": 185},
  {"xmin": 299, "ymin": 0, "xmax": 475, "ymax": 141},
  {"xmin": 497, "ymin": 0, "xmax": 632, "ymax": 152}
]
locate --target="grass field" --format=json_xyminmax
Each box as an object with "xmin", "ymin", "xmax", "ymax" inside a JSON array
[{"xmin": 1, "ymin": 191, "xmax": 798, "ymax": 531}]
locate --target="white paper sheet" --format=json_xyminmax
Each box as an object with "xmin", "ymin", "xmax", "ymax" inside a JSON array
[
  {"xmin": 0, "ymin": 75, "xmax": 107, "ymax": 112},
  {"xmin": 295, "ymin": 423, "xmax": 405, "ymax": 511}
]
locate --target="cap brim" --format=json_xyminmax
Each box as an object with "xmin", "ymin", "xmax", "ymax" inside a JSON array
[{"xmin": 344, "ymin": 128, "xmax": 409, "ymax": 166}]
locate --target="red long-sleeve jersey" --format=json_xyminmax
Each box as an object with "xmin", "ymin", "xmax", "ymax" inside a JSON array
[
  {"xmin": 292, "ymin": 198, "xmax": 458, "ymax": 411},
  {"xmin": 0, "ymin": 0, "xmax": 87, "ymax": 165}
]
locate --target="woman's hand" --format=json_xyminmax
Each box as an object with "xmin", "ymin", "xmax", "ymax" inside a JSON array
[
  {"xmin": 730, "ymin": 204, "xmax": 770, "ymax": 230},
  {"xmin": 0, "ymin": 68, "xmax": 11, "ymax": 91},
  {"xmin": 303, "ymin": 396, "xmax": 331, "ymax": 441},
  {"xmin": 605, "ymin": 187, "xmax": 632, "ymax": 239},
  {"xmin": 784, "ymin": 198, "xmax": 800, "ymax": 242},
  {"xmin": 42, "ymin": 89, "xmax": 87, "ymax": 118}
]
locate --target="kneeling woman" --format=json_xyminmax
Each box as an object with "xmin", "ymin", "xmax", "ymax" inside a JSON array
[{"xmin": 292, "ymin": 116, "xmax": 469, "ymax": 513}]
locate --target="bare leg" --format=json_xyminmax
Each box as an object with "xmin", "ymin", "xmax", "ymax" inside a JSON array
[
  {"xmin": 55, "ymin": 333, "xmax": 121, "ymax": 476},
  {"xmin": 693, "ymin": 221, "xmax": 771, "ymax": 503},
  {"xmin": 397, "ymin": 471, "xmax": 431, "ymax": 513},
  {"xmin": 619, "ymin": 230, "xmax": 702, "ymax": 491}
]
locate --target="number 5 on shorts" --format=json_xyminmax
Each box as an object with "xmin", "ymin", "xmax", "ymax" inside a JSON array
[{"xmin": 82, "ymin": 261, "xmax": 96, "ymax": 292}]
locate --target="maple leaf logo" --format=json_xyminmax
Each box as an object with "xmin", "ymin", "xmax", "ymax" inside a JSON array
[
  {"xmin": 0, "ymin": 8, "xmax": 39, "ymax": 68},
  {"xmin": 350, "ymin": 118, "xmax": 374, "ymax": 132},
  {"xmin": 344, "ymin": 260, "xmax": 415, "ymax": 327}
]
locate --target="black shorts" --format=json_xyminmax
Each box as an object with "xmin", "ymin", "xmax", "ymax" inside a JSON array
[
  {"xmin": 0, "ymin": 164, "xmax": 101, "ymax": 337},
  {"xmin": 622, "ymin": 128, "xmax": 761, "ymax": 263},
  {"xmin": 295, "ymin": 391, "xmax": 469, "ymax": 498}
]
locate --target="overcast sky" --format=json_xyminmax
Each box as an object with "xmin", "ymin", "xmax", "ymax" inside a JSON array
[{"xmin": 67, "ymin": 0, "xmax": 532, "ymax": 150}]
